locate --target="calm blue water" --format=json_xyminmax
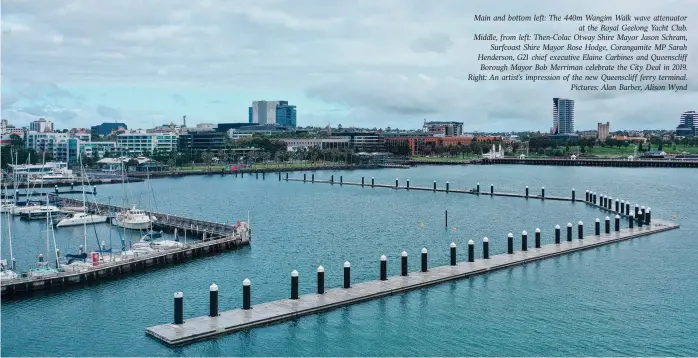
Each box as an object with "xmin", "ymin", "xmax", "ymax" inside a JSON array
[{"xmin": 2, "ymin": 166, "xmax": 696, "ymax": 356}]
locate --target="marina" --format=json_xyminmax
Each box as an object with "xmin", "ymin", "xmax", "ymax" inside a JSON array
[
  {"xmin": 146, "ymin": 218, "xmax": 679, "ymax": 346},
  {"xmin": 481, "ymin": 157, "xmax": 698, "ymax": 168}
]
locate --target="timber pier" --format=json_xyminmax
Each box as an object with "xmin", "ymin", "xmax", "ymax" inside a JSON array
[{"xmin": 481, "ymin": 157, "xmax": 698, "ymax": 168}]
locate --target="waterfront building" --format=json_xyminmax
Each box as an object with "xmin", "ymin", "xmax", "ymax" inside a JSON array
[
  {"xmin": 116, "ymin": 133, "xmax": 178, "ymax": 155},
  {"xmin": 179, "ymin": 131, "xmax": 229, "ymax": 151},
  {"xmin": 216, "ymin": 123, "xmax": 252, "ymax": 133},
  {"xmin": 80, "ymin": 141, "xmax": 117, "ymax": 158},
  {"xmin": 612, "ymin": 135, "xmax": 647, "ymax": 143},
  {"xmin": 248, "ymin": 107, "xmax": 253, "ymax": 124},
  {"xmin": 25, "ymin": 131, "xmax": 71, "ymax": 161},
  {"xmin": 280, "ymin": 137, "xmax": 350, "ymax": 151},
  {"xmin": 29, "ymin": 118, "xmax": 54, "ymax": 133},
  {"xmin": 227, "ymin": 124, "xmax": 295, "ymax": 140},
  {"xmin": 331, "ymin": 132, "xmax": 385, "ymax": 152},
  {"xmin": 597, "ymin": 122, "xmax": 610, "ymax": 141},
  {"xmin": 91, "ymin": 122, "xmax": 127, "ymax": 136},
  {"xmin": 423, "ymin": 120, "xmax": 463, "ymax": 136},
  {"xmin": 675, "ymin": 110, "xmax": 697, "ymax": 137},
  {"xmin": 552, "ymin": 98, "xmax": 575, "ymax": 134},
  {"xmin": 276, "ymin": 104, "xmax": 297, "ymax": 127},
  {"xmin": 384, "ymin": 134, "xmax": 474, "ymax": 156}
]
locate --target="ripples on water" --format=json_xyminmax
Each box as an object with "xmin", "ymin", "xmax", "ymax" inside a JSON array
[{"xmin": 2, "ymin": 166, "xmax": 697, "ymax": 356}]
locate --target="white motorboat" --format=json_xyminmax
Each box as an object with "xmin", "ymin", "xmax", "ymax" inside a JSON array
[
  {"xmin": 0, "ymin": 259, "xmax": 18, "ymax": 281},
  {"xmin": 0, "ymin": 203, "xmax": 15, "ymax": 213},
  {"xmin": 12, "ymin": 203, "xmax": 59, "ymax": 216},
  {"xmin": 20, "ymin": 206, "xmax": 61, "ymax": 220},
  {"xmin": 114, "ymin": 206, "xmax": 154, "ymax": 230},
  {"xmin": 56, "ymin": 212, "xmax": 108, "ymax": 227}
]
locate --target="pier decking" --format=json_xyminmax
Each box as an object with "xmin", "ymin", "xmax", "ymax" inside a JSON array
[
  {"xmin": 481, "ymin": 157, "xmax": 698, "ymax": 168},
  {"xmin": 146, "ymin": 218, "xmax": 679, "ymax": 346}
]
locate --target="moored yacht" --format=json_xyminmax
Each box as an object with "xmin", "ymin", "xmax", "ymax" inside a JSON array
[
  {"xmin": 20, "ymin": 206, "xmax": 61, "ymax": 220},
  {"xmin": 56, "ymin": 212, "xmax": 108, "ymax": 227},
  {"xmin": 114, "ymin": 206, "xmax": 155, "ymax": 230},
  {"xmin": 0, "ymin": 259, "xmax": 18, "ymax": 281}
]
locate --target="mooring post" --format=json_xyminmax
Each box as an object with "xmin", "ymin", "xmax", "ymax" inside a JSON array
[
  {"xmin": 578, "ymin": 221, "xmax": 584, "ymax": 239},
  {"xmin": 608, "ymin": 196, "xmax": 613, "ymax": 210},
  {"xmin": 450, "ymin": 242, "xmax": 457, "ymax": 265},
  {"xmin": 362, "ymin": 177, "xmax": 365, "ymax": 186},
  {"xmin": 525, "ymin": 186, "xmax": 529, "ymax": 198},
  {"xmin": 395, "ymin": 178, "xmax": 398, "ymax": 188},
  {"xmin": 585, "ymin": 190, "xmax": 589, "ymax": 202},
  {"xmin": 567, "ymin": 222, "xmax": 573, "ymax": 242},
  {"xmin": 279, "ymin": 172, "xmax": 281, "ymax": 181},
  {"xmin": 572, "ymin": 188, "xmax": 575, "ymax": 202},
  {"xmin": 646, "ymin": 208, "xmax": 651, "ymax": 224},
  {"xmin": 343, "ymin": 262, "xmax": 351, "ymax": 288},
  {"xmin": 291, "ymin": 270, "xmax": 299, "ymax": 299},
  {"xmin": 638, "ymin": 207, "xmax": 644, "ymax": 227},
  {"xmin": 615, "ymin": 199, "xmax": 619, "ymax": 212},
  {"xmin": 340, "ymin": 176, "xmax": 343, "ymax": 185},
  {"xmin": 174, "ymin": 292, "xmax": 184, "ymax": 324},
  {"xmin": 626, "ymin": 202, "xmax": 630, "ymax": 216},
  {"xmin": 421, "ymin": 248, "xmax": 428, "ymax": 272},
  {"xmin": 507, "ymin": 233, "xmax": 514, "ymax": 254},
  {"xmin": 446, "ymin": 181, "xmax": 450, "ymax": 193},
  {"xmin": 535, "ymin": 228, "xmax": 541, "ymax": 248},
  {"xmin": 445, "ymin": 210, "xmax": 448, "ymax": 228},
  {"xmin": 209, "ymin": 284, "xmax": 219, "ymax": 317},
  {"xmin": 615, "ymin": 215, "xmax": 620, "ymax": 232},
  {"xmin": 433, "ymin": 181, "xmax": 436, "ymax": 191},
  {"xmin": 54, "ymin": 185, "xmax": 58, "ymax": 194},
  {"xmin": 286, "ymin": 173, "xmax": 289, "ymax": 181},
  {"xmin": 521, "ymin": 231, "xmax": 528, "ymax": 251},
  {"xmin": 371, "ymin": 177, "xmax": 375, "ymax": 187},
  {"xmin": 256, "ymin": 172, "xmax": 258, "ymax": 179},
  {"xmin": 629, "ymin": 214, "xmax": 634, "ymax": 228},
  {"xmin": 605, "ymin": 216, "xmax": 611, "ymax": 234},
  {"xmin": 541, "ymin": 187, "xmax": 545, "ymax": 199},
  {"xmin": 311, "ymin": 174, "xmax": 314, "ymax": 183},
  {"xmin": 406, "ymin": 179, "xmax": 410, "ymax": 190},
  {"xmin": 635, "ymin": 204, "xmax": 639, "ymax": 219},
  {"xmin": 331, "ymin": 175, "xmax": 334, "ymax": 184},
  {"xmin": 477, "ymin": 183, "xmax": 480, "ymax": 193},
  {"xmin": 317, "ymin": 266, "xmax": 325, "ymax": 294},
  {"xmin": 640, "ymin": 206, "xmax": 646, "ymax": 224},
  {"xmin": 400, "ymin": 251, "xmax": 408, "ymax": 276},
  {"xmin": 468, "ymin": 240, "xmax": 475, "ymax": 262},
  {"xmin": 380, "ymin": 255, "xmax": 387, "ymax": 280},
  {"xmin": 483, "ymin": 237, "xmax": 489, "ymax": 259},
  {"xmin": 555, "ymin": 225, "xmax": 561, "ymax": 244},
  {"xmin": 595, "ymin": 218, "xmax": 601, "ymax": 235},
  {"xmin": 490, "ymin": 184, "xmax": 494, "ymax": 195},
  {"xmin": 242, "ymin": 278, "xmax": 251, "ymax": 309},
  {"xmin": 303, "ymin": 173, "xmax": 306, "ymax": 182},
  {"xmin": 93, "ymin": 186, "xmax": 97, "ymax": 195}
]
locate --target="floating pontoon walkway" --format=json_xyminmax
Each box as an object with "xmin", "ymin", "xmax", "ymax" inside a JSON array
[{"xmin": 146, "ymin": 219, "xmax": 678, "ymax": 346}]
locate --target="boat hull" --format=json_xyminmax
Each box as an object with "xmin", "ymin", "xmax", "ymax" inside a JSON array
[
  {"xmin": 114, "ymin": 220, "xmax": 152, "ymax": 230},
  {"xmin": 56, "ymin": 215, "xmax": 108, "ymax": 227}
]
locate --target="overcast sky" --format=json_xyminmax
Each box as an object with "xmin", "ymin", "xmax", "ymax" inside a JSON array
[{"xmin": 1, "ymin": 0, "xmax": 696, "ymax": 131}]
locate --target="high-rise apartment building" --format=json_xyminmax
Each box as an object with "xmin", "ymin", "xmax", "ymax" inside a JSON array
[
  {"xmin": 423, "ymin": 121, "xmax": 463, "ymax": 136},
  {"xmin": 597, "ymin": 122, "xmax": 610, "ymax": 141},
  {"xmin": 552, "ymin": 98, "xmax": 575, "ymax": 134},
  {"xmin": 676, "ymin": 110, "xmax": 697, "ymax": 137},
  {"xmin": 29, "ymin": 118, "xmax": 54, "ymax": 133},
  {"xmin": 250, "ymin": 100, "xmax": 297, "ymax": 127}
]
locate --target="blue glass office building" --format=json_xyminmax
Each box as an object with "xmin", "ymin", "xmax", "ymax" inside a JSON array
[
  {"xmin": 275, "ymin": 105, "xmax": 297, "ymax": 127},
  {"xmin": 553, "ymin": 98, "xmax": 575, "ymax": 134}
]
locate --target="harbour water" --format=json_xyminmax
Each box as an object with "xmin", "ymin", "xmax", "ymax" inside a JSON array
[{"xmin": 2, "ymin": 165, "xmax": 697, "ymax": 356}]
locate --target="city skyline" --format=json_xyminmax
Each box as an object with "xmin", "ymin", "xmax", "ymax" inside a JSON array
[{"xmin": 1, "ymin": 0, "xmax": 696, "ymax": 131}]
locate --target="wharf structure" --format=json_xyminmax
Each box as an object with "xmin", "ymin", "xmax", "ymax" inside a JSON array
[
  {"xmin": 480, "ymin": 157, "xmax": 698, "ymax": 168},
  {"xmin": 0, "ymin": 197, "xmax": 251, "ymax": 297},
  {"xmin": 145, "ymin": 175, "xmax": 678, "ymax": 346}
]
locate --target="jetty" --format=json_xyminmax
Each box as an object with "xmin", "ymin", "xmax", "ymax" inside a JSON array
[
  {"xmin": 1, "ymin": 197, "xmax": 251, "ymax": 297},
  {"xmin": 481, "ymin": 157, "xmax": 698, "ymax": 168},
  {"xmin": 146, "ymin": 218, "xmax": 678, "ymax": 346}
]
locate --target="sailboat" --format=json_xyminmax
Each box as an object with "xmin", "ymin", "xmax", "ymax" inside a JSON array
[
  {"xmin": 56, "ymin": 157, "xmax": 107, "ymax": 227},
  {"xmin": 113, "ymin": 161, "xmax": 155, "ymax": 230},
  {"xmin": 26, "ymin": 204, "xmax": 62, "ymax": 278},
  {"xmin": 1, "ymin": 211, "xmax": 18, "ymax": 281},
  {"xmin": 131, "ymin": 173, "xmax": 182, "ymax": 249}
]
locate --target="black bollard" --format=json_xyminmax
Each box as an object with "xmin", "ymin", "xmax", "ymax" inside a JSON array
[
  {"xmin": 626, "ymin": 202, "xmax": 630, "ymax": 216},
  {"xmin": 317, "ymin": 266, "xmax": 325, "ymax": 294},
  {"xmin": 209, "ymin": 284, "xmax": 219, "ymax": 317},
  {"xmin": 507, "ymin": 233, "xmax": 514, "ymax": 254},
  {"xmin": 433, "ymin": 181, "xmax": 436, "ymax": 191},
  {"xmin": 615, "ymin": 215, "xmax": 620, "ymax": 232},
  {"xmin": 340, "ymin": 176, "xmax": 343, "ymax": 185},
  {"xmin": 640, "ymin": 206, "xmax": 646, "ymax": 225},
  {"xmin": 450, "ymin": 242, "xmax": 457, "ymax": 265},
  {"xmin": 490, "ymin": 184, "xmax": 494, "ymax": 195},
  {"xmin": 406, "ymin": 179, "xmax": 410, "ymax": 190},
  {"xmin": 525, "ymin": 186, "xmax": 529, "ymax": 198},
  {"xmin": 615, "ymin": 199, "xmax": 619, "ymax": 212},
  {"xmin": 401, "ymin": 251, "xmax": 408, "ymax": 276},
  {"xmin": 638, "ymin": 208, "xmax": 644, "ymax": 227},
  {"xmin": 311, "ymin": 174, "xmax": 314, "ymax": 183},
  {"xmin": 55, "ymin": 185, "xmax": 58, "ymax": 194},
  {"xmin": 421, "ymin": 248, "xmax": 428, "ymax": 272},
  {"xmin": 243, "ymin": 278, "xmax": 251, "ymax": 309},
  {"xmin": 483, "ymin": 237, "xmax": 489, "ymax": 259},
  {"xmin": 93, "ymin": 186, "xmax": 97, "ymax": 195},
  {"xmin": 303, "ymin": 173, "xmax": 306, "ymax": 182},
  {"xmin": 578, "ymin": 221, "xmax": 584, "ymax": 239},
  {"xmin": 476, "ymin": 183, "xmax": 480, "ymax": 193},
  {"xmin": 286, "ymin": 172, "xmax": 289, "ymax": 181},
  {"xmin": 371, "ymin": 177, "xmax": 375, "ymax": 187},
  {"xmin": 256, "ymin": 172, "xmax": 258, "ymax": 179},
  {"xmin": 567, "ymin": 222, "xmax": 573, "ymax": 242},
  {"xmin": 585, "ymin": 190, "xmax": 589, "ymax": 202},
  {"xmin": 646, "ymin": 208, "xmax": 651, "ymax": 224},
  {"xmin": 535, "ymin": 228, "xmax": 541, "ymax": 248},
  {"xmin": 279, "ymin": 172, "xmax": 281, "ymax": 181},
  {"xmin": 380, "ymin": 255, "xmax": 387, "ymax": 280},
  {"xmin": 445, "ymin": 210, "xmax": 448, "ymax": 228},
  {"xmin": 331, "ymin": 175, "xmax": 334, "ymax": 184},
  {"xmin": 468, "ymin": 240, "xmax": 475, "ymax": 262},
  {"xmin": 608, "ymin": 197, "xmax": 613, "ymax": 210},
  {"xmin": 605, "ymin": 216, "xmax": 610, "ymax": 234},
  {"xmin": 343, "ymin": 262, "xmax": 351, "ymax": 288},
  {"xmin": 635, "ymin": 204, "xmax": 639, "ymax": 219},
  {"xmin": 593, "ymin": 192, "xmax": 597, "ymax": 205},
  {"xmin": 395, "ymin": 178, "xmax": 398, "ymax": 188},
  {"xmin": 541, "ymin": 187, "xmax": 545, "ymax": 199},
  {"xmin": 521, "ymin": 231, "xmax": 528, "ymax": 251},
  {"xmin": 362, "ymin": 177, "xmax": 365, "ymax": 186},
  {"xmin": 629, "ymin": 214, "xmax": 634, "ymax": 228},
  {"xmin": 572, "ymin": 188, "xmax": 575, "ymax": 202},
  {"xmin": 446, "ymin": 181, "xmax": 450, "ymax": 193},
  {"xmin": 291, "ymin": 270, "xmax": 299, "ymax": 299},
  {"xmin": 595, "ymin": 218, "xmax": 601, "ymax": 235},
  {"xmin": 555, "ymin": 225, "xmax": 561, "ymax": 244},
  {"xmin": 174, "ymin": 292, "xmax": 184, "ymax": 324}
]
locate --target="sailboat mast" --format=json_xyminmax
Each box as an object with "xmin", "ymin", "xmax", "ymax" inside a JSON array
[
  {"xmin": 45, "ymin": 193, "xmax": 50, "ymax": 255},
  {"xmin": 80, "ymin": 155, "xmax": 87, "ymax": 249},
  {"xmin": 49, "ymin": 211, "xmax": 60, "ymax": 268},
  {"xmin": 6, "ymin": 185, "xmax": 14, "ymax": 263}
]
